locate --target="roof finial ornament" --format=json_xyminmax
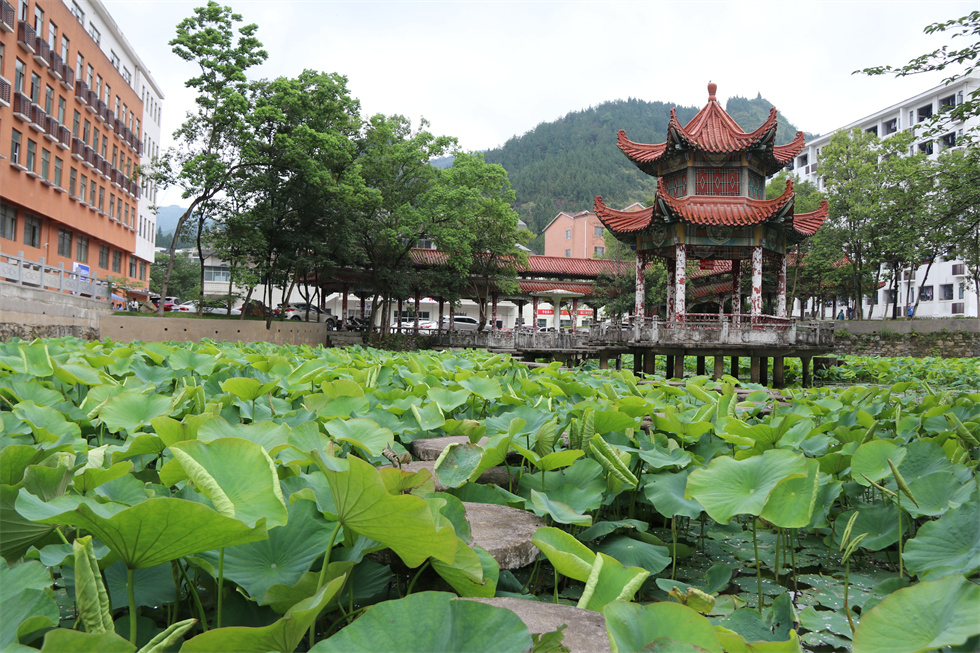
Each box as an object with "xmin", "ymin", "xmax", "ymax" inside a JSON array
[{"xmin": 708, "ymin": 81, "xmax": 717, "ymax": 101}]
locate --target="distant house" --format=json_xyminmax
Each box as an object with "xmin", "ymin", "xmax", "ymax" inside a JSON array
[{"xmin": 543, "ymin": 209, "xmax": 605, "ymax": 259}]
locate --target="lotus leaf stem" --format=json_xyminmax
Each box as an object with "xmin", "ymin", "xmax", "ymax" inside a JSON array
[
  {"xmin": 896, "ymin": 493, "xmax": 903, "ymax": 578},
  {"xmin": 127, "ymin": 567, "xmax": 137, "ymax": 644},
  {"xmin": 752, "ymin": 518, "xmax": 763, "ymax": 614},
  {"xmin": 310, "ymin": 520, "xmax": 343, "ymax": 648},
  {"xmin": 55, "ymin": 527, "xmax": 70, "ymax": 545},
  {"xmin": 405, "ymin": 560, "xmax": 430, "ymax": 596},
  {"xmin": 176, "ymin": 561, "xmax": 208, "ymax": 632},
  {"xmin": 216, "ymin": 548, "xmax": 225, "ymax": 629},
  {"xmin": 671, "ymin": 518, "xmax": 678, "ymax": 580},
  {"xmin": 774, "ymin": 527, "xmax": 781, "ymax": 583}
]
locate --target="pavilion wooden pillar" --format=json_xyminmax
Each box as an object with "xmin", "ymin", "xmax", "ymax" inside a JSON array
[
  {"xmin": 666, "ymin": 263, "xmax": 676, "ymax": 321},
  {"xmin": 776, "ymin": 253, "xmax": 788, "ymax": 318},
  {"xmin": 414, "ymin": 291, "xmax": 421, "ymax": 334},
  {"xmin": 760, "ymin": 357, "xmax": 769, "ymax": 386},
  {"xmin": 732, "ymin": 259, "xmax": 742, "ymax": 314},
  {"xmin": 751, "ymin": 245, "xmax": 764, "ymax": 321},
  {"xmin": 635, "ymin": 252, "xmax": 647, "ymax": 321},
  {"xmin": 730, "ymin": 356, "xmax": 740, "ymax": 379},
  {"xmin": 674, "ymin": 243, "xmax": 686, "ymax": 321},
  {"xmin": 571, "ymin": 298, "xmax": 578, "ymax": 333},
  {"xmin": 532, "ymin": 297, "xmax": 539, "ymax": 329},
  {"xmin": 491, "ymin": 293, "xmax": 498, "ymax": 331}
]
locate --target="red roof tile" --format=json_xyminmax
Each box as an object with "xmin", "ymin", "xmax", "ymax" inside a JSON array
[
  {"xmin": 772, "ymin": 131, "xmax": 806, "ymax": 166},
  {"xmin": 690, "ymin": 278, "xmax": 734, "ymax": 300},
  {"xmin": 519, "ymin": 280, "xmax": 598, "ymax": 295},
  {"xmin": 791, "ymin": 200, "xmax": 829, "ymax": 237},
  {"xmin": 658, "ymin": 178, "xmax": 795, "ymax": 227},
  {"xmin": 594, "ymin": 196, "xmax": 657, "ymax": 233},
  {"xmin": 523, "ymin": 254, "xmax": 632, "ymax": 278}
]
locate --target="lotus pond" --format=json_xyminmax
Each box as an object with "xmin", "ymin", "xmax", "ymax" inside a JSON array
[{"xmin": 1, "ymin": 337, "xmax": 977, "ymax": 653}]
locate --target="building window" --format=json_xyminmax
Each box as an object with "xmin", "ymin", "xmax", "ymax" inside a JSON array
[
  {"xmin": 139, "ymin": 261, "xmax": 146, "ymax": 281},
  {"xmin": 61, "ymin": 36, "xmax": 69, "ymax": 61},
  {"xmin": 89, "ymin": 180, "xmax": 96, "ymax": 205},
  {"xmin": 32, "ymin": 4, "xmax": 42, "ymax": 31},
  {"xmin": 69, "ymin": 168, "xmax": 77, "ymax": 197},
  {"xmin": 11, "ymin": 129, "xmax": 22, "ymax": 166},
  {"xmin": 564, "ymin": 249, "xmax": 571, "ymax": 257},
  {"xmin": 960, "ymin": 283, "xmax": 966, "ymax": 299},
  {"xmin": 0, "ymin": 203, "xmax": 16, "ymax": 241},
  {"xmin": 79, "ymin": 174, "xmax": 88, "ymax": 201},
  {"xmin": 30, "ymin": 72, "xmax": 40, "ymax": 103},
  {"xmin": 15, "ymin": 58, "xmax": 25, "ymax": 93},
  {"xmin": 110, "ymin": 51, "xmax": 120, "ymax": 69},
  {"xmin": 919, "ymin": 285, "xmax": 934, "ymax": 301},
  {"xmin": 796, "ymin": 154, "xmax": 808, "ymax": 168},
  {"xmin": 865, "ymin": 125, "xmax": 878, "ymax": 137},
  {"xmin": 940, "ymin": 133, "xmax": 956, "ymax": 150},
  {"xmin": 23, "ymin": 215, "xmax": 40, "ymax": 248},
  {"xmin": 54, "ymin": 157, "xmax": 62, "ymax": 187},
  {"xmin": 41, "ymin": 149, "xmax": 50, "ymax": 180},
  {"xmin": 26, "ymin": 139, "xmax": 36, "ymax": 172},
  {"xmin": 71, "ymin": 1, "xmax": 85, "ymax": 23},
  {"xmin": 88, "ymin": 23, "xmax": 101, "ymax": 45},
  {"xmin": 939, "ymin": 94, "xmax": 956, "ymax": 111},
  {"xmin": 45, "ymin": 85, "xmax": 54, "ymax": 114},
  {"xmin": 111, "ymin": 250, "xmax": 121, "ymax": 273},
  {"xmin": 204, "ymin": 266, "xmax": 231, "ymax": 282},
  {"xmin": 565, "ymin": 229, "xmax": 571, "ymax": 240},
  {"xmin": 76, "ymin": 235, "xmax": 88, "ymax": 263},
  {"xmin": 940, "ymin": 284, "xmax": 954, "ymax": 301},
  {"xmin": 594, "ymin": 246, "xmax": 605, "ymax": 257},
  {"xmin": 98, "ymin": 186, "xmax": 104, "ymax": 211},
  {"xmin": 109, "ymin": 195, "xmax": 115, "ymax": 218},
  {"xmin": 58, "ymin": 97, "xmax": 66, "ymax": 124},
  {"xmin": 594, "ymin": 226, "xmax": 603, "ymax": 237},
  {"xmin": 72, "ymin": 110, "xmax": 80, "ymax": 137},
  {"xmin": 86, "ymin": 64, "xmax": 93, "ymax": 88},
  {"xmin": 122, "ymin": 67, "xmax": 131, "ymax": 85},
  {"xmin": 57, "ymin": 228, "xmax": 72, "ymax": 257},
  {"xmin": 47, "ymin": 22, "xmax": 57, "ymax": 51},
  {"xmin": 75, "ymin": 53, "xmax": 83, "ymax": 81},
  {"xmin": 882, "ymin": 118, "xmax": 897, "ymax": 135},
  {"xmin": 918, "ymin": 141, "xmax": 934, "ymax": 155},
  {"xmin": 98, "ymin": 245, "xmax": 109, "ymax": 269},
  {"xmin": 917, "ymin": 105, "xmax": 933, "ymax": 123},
  {"xmin": 129, "ymin": 257, "xmax": 136, "ymax": 277}
]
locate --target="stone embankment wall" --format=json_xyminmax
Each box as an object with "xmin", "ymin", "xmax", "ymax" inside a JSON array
[
  {"xmin": 100, "ymin": 315, "xmax": 329, "ymax": 347},
  {"xmin": 0, "ymin": 283, "xmax": 105, "ymax": 340},
  {"xmin": 833, "ymin": 319, "xmax": 980, "ymax": 358}
]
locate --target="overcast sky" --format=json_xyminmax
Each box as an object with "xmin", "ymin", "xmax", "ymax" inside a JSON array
[{"xmin": 102, "ymin": 0, "xmax": 976, "ymax": 206}]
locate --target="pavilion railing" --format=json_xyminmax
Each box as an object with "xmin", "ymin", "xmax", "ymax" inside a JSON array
[{"xmin": 588, "ymin": 314, "xmax": 833, "ymax": 348}]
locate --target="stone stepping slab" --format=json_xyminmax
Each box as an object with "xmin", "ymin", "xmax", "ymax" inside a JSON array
[
  {"xmin": 396, "ymin": 460, "xmax": 511, "ymax": 492},
  {"xmin": 464, "ymin": 597, "xmax": 610, "ymax": 653},
  {"xmin": 409, "ymin": 435, "xmax": 521, "ymax": 464},
  {"xmin": 462, "ymin": 502, "xmax": 543, "ymax": 570}
]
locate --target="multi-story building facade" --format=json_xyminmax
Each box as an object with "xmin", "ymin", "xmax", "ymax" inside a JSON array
[
  {"xmin": 0, "ymin": 0, "xmax": 162, "ymax": 300},
  {"xmin": 791, "ymin": 72, "xmax": 979, "ymax": 318},
  {"xmin": 543, "ymin": 208, "xmax": 611, "ymax": 259}
]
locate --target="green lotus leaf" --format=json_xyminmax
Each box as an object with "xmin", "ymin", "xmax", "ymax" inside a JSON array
[
  {"xmin": 1, "ymin": 484, "xmax": 56, "ymax": 560},
  {"xmin": 430, "ymin": 537, "xmax": 498, "ymax": 598},
  {"xmin": 530, "ymin": 489, "xmax": 592, "ymax": 527},
  {"xmin": 467, "ymin": 432, "xmax": 515, "ymax": 482},
  {"xmin": 595, "ymin": 535, "xmax": 671, "ymax": 577},
  {"xmin": 852, "ymin": 574, "xmax": 980, "ymax": 653},
  {"xmin": 686, "ymin": 450, "xmax": 809, "ymax": 523},
  {"xmin": 197, "ymin": 418, "xmax": 292, "ymax": 452},
  {"xmin": 260, "ymin": 562, "xmax": 354, "ymax": 613},
  {"xmin": 197, "ymin": 500, "xmax": 336, "ymax": 601},
  {"xmin": 167, "ymin": 349, "xmax": 216, "ymax": 376},
  {"xmin": 105, "ymin": 561, "xmax": 176, "ymax": 612},
  {"xmin": 0, "ymin": 445, "xmax": 49, "ymax": 486},
  {"xmin": 593, "ymin": 410, "xmax": 639, "ymax": 435},
  {"xmin": 74, "ymin": 461, "xmax": 134, "ymax": 494},
  {"xmin": 39, "ymin": 629, "xmax": 135, "ymax": 653},
  {"xmin": 181, "ymin": 576, "xmax": 345, "ymax": 653},
  {"xmin": 903, "ymin": 502, "xmax": 980, "ymax": 579},
  {"xmin": 532, "ymin": 526, "xmax": 596, "ymax": 582},
  {"xmin": 538, "ymin": 450, "xmax": 585, "ymax": 471},
  {"xmin": 637, "ymin": 442, "xmax": 693, "ymax": 470},
  {"xmin": 0, "ymin": 558, "xmax": 59, "ymax": 649},
  {"xmin": 325, "ymin": 456, "xmax": 457, "ymax": 568},
  {"xmin": 427, "ymin": 387, "xmax": 471, "ymax": 413},
  {"xmin": 149, "ymin": 414, "xmax": 214, "ymax": 448},
  {"xmin": 760, "ymin": 458, "xmax": 820, "ymax": 528},
  {"xmin": 12, "ymin": 400, "xmax": 82, "ymax": 443},
  {"xmin": 98, "ymin": 390, "xmax": 173, "ymax": 435},
  {"xmin": 20, "ymin": 342, "xmax": 54, "ymax": 377},
  {"xmin": 904, "ymin": 473, "xmax": 974, "ymax": 518},
  {"xmin": 603, "ymin": 600, "xmax": 723, "ymax": 653},
  {"xmin": 320, "ymin": 378, "xmax": 364, "ymax": 398},
  {"xmin": 14, "ymin": 492, "xmax": 268, "ymax": 568},
  {"xmin": 73, "ymin": 535, "xmax": 113, "ymax": 634},
  {"xmin": 835, "ymin": 502, "xmax": 909, "ymax": 552},
  {"xmin": 458, "ymin": 376, "xmax": 502, "ymax": 401},
  {"xmin": 324, "ymin": 418, "xmax": 394, "ymax": 457},
  {"xmin": 643, "ymin": 470, "xmax": 704, "ymax": 519},
  {"xmin": 169, "ymin": 437, "xmax": 288, "ymax": 528},
  {"xmin": 309, "ymin": 591, "xmax": 531, "ymax": 653},
  {"xmin": 435, "ymin": 442, "xmax": 483, "ymax": 489},
  {"xmin": 53, "ymin": 362, "xmax": 105, "ymax": 386},
  {"xmin": 219, "ymin": 377, "xmax": 279, "ymax": 402},
  {"xmin": 578, "ymin": 552, "xmax": 650, "ymax": 612},
  {"xmin": 851, "ymin": 440, "xmax": 906, "ymax": 486}
]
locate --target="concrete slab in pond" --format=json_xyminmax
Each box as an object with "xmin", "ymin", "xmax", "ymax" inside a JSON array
[
  {"xmin": 463, "ymin": 502, "xmax": 544, "ymax": 570},
  {"xmin": 397, "ymin": 460, "xmax": 511, "ymax": 491},
  {"xmin": 465, "ymin": 597, "xmax": 610, "ymax": 653},
  {"xmin": 410, "ymin": 435, "xmax": 485, "ymax": 461}
]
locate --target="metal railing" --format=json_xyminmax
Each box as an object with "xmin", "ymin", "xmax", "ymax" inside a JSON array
[
  {"xmin": 0, "ymin": 252, "xmax": 110, "ymax": 300},
  {"xmin": 588, "ymin": 314, "xmax": 833, "ymax": 348}
]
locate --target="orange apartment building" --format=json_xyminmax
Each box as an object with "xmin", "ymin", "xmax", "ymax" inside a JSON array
[
  {"xmin": 542, "ymin": 209, "xmax": 607, "ymax": 259},
  {"xmin": 0, "ymin": 0, "xmax": 152, "ymax": 300}
]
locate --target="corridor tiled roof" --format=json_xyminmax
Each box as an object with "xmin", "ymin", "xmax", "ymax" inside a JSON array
[
  {"xmin": 410, "ymin": 249, "xmax": 631, "ymax": 279},
  {"xmin": 519, "ymin": 280, "xmax": 597, "ymax": 295}
]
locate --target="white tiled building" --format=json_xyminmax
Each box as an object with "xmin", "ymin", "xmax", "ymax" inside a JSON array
[{"xmin": 791, "ymin": 72, "xmax": 980, "ymax": 319}]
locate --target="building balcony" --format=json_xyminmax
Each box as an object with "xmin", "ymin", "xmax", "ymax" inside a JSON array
[
  {"xmin": 0, "ymin": 76, "xmax": 10, "ymax": 107},
  {"xmin": 33, "ymin": 37, "xmax": 49, "ymax": 66},
  {"xmin": 29, "ymin": 104, "xmax": 46, "ymax": 132},
  {"xmin": 12, "ymin": 92, "xmax": 31, "ymax": 121},
  {"xmin": 85, "ymin": 90, "xmax": 97, "ymax": 113},
  {"xmin": 59, "ymin": 64, "xmax": 74, "ymax": 90},
  {"xmin": 95, "ymin": 99, "xmax": 107, "ymax": 122},
  {"xmin": 74, "ymin": 80, "xmax": 89, "ymax": 105},
  {"xmin": 83, "ymin": 146, "xmax": 96, "ymax": 168},
  {"xmin": 57, "ymin": 125, "xmax": 71, "ymax": 150},
  {"xmin": 48, "ymin": 53, "xmax": 63, "ymax": 80},
  {"xmin": 71, "ymin": 137, "xmax": 85, "ymax": 160},
  {"xmin": 0, "ymin": 0, "xmax": 14, "ymax": 32},
  {"xmin": 17, "ymin": 21, "xmax": 36, "ymax": 54},
  {"xmin": 44, "ymin": 115, "xmax": 59, "ymax": 142}
]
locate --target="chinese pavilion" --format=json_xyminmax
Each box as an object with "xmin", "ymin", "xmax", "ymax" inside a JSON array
[{"xmin": 594, "ymin": 83, "xmax": 828, "ymax": 322}]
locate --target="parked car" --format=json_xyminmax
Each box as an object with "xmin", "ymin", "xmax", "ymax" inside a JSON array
[
  {"xmin": 150, "ymin": 296, "xmax": 182, "ymax": 312},
  {"xmin": 419, "ymin": 315, "xmax": 484, "ymax": 331},
  {"xmin": 278, "ymin": 303, "xmax": 337, "ymax": 329},
  {"xmin": 175, "ymin": 300, "xmax": 231, "ymax": 315}
]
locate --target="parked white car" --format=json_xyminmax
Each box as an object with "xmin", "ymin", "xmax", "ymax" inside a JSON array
[
  {"xmin": 175, "ymin": 301, "xmax": 231, "ymax": 315},
  {"xmin": 278, "ymin": 303, "xmax": 337, "ymax": 329},
  {"xmin": 419, "ymin": 315, "xmax": 483, "ymax": 331}
]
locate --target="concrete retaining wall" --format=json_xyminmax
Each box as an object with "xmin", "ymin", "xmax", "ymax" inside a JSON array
[
  {"xmin": 834, "ymin": 319, "xmax": 980, "ymax": 358},
  {"xmin": 99, "ymin": 315, "xmax": 329, "ymax": 346},
  {"xmin": 0, "ymin": 282, "xmax": 108, "ymax": 340}
]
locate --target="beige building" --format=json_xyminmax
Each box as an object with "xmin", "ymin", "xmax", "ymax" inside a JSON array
[{"xmin": 542, "ymin": 209, "xmax": 607, "ymax": 258}]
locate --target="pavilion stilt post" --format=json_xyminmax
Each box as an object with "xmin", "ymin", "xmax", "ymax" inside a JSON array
[
  {"xmin": 438, "ymin": 299, "xmax": 445, "ymax": 336},
  {"xmin": 673, "ymin": 354, "xmax": 685, "ymax": 380},
  {"xmin": 713, "ymin": 355, "xmax": 725, "ymax": 380},
  {"xmin": 532, "ymin": 297, "xmax": 539, "ymax": 330},
  {"xmin": 750, "ymin": 357, "xmax": 761, "ymax": 383},
  {"xmin": 732, "ymin": 259, "xmax": 742, "ymax": 315},
  {"xmin": 635, "ymin": 252, "xmax": 646, "ymax": 340},
  {"xmin": 760, "ymin": 357, "xmax": 769, "ymax": 386},
  {"xmin": 801, "ymin": 355, "xmax": 812, "ymax": 388},
  {"xmin": 696, "ymin": 356, "xmax": 705, "ymax": 376},
  {"xmin": 773, "ymin": 356, "xmax": 785, "ymax": 388},
  {"xmin": 491, "ymin": 293, "xmax": 498, "ymax": 331},
  {"xmin": 666, "ymin": 261, "xmax": 676, "ymax": 321},
  {"xmin": 751, "ymin": 245, "xmax": 763, "ymax": 323},
  {"xmin": 730, "ymin": 356, "xmax": 740, "ymax": 379},
  {"xmin": 776, "ymin": 252, "xmax": 788, "ymax": 319},
  {"xmin": 643, "ymin": 350, "xmax": 654, "ymax": 376},
  {"xmin": 571, "ymin": 298, "xmax": 578, "ymax": 333}
]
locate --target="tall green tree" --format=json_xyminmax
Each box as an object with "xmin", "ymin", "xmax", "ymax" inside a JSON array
[
  {"xmin": 934, "ymin": 146, "xmax": 980, "ymax": 316},
  {"xmin": 150, "ymin": 252, "xmax": 200, "ymax": 300},
  {"xmin": 154, "ymin": 1, "xmax": 267, "ymax": 316}
]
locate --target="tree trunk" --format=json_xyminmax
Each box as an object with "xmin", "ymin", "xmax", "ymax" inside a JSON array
[
  {"xmin": 910, "ymin": 256, "xmax": 936, "ymax": 319},
  {"xmin": 158, "ymin": 201, "xmax": 202, "ymax": 317},
  {"xmin": 195, "ymin": 214, "xmax": 206, "ymax": 317}
]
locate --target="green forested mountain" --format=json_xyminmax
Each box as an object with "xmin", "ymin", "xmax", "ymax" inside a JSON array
[{"xmin": 483, "ymin": 95, "xmax": 813, "ymax": 251}]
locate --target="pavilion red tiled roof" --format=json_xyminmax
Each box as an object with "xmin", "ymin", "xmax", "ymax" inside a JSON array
[
  {"xmin": 519, "ymin": 279, "xmax": 597, "ymax": 295},
  {"xmin": 593, "ymin": 196, "xmax": 657, "ymax": 234},
  {"xmin": 658, "ymin": 178, "xmax": 795, "ymax": 227},
  {"xmin": 617, "ymin": 83, "xmax": 803, "ymax": 176},
  {"xmin": 789, "ymin": 200, "xmax": 829, "ymax": 237}
]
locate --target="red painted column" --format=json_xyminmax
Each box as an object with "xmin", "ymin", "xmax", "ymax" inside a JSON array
[
  {"xmin": 491, "ymin": 293, "xmax": 498, "ymax": 331},
  {"xmin": 675, "ymin": 243, "xmax": 686, "ymax": 321},
  {"xmin": 732, "ymin": 259, "xmax": 742, "ymax": 315},
  {"xmin": 571, "ymin": 298, "xmax": 578, "ymax": 333},
  {"xmin": 776, "ymin": 253, "xmax": 787, "ymax": 318},
  {"xmin": 751, "ymin": 245, "xmax": 763, "ymax": 321},
  {"xmin": 666, "ymin": 261, "xmax": 676, "ymax": 321},
  {"xmin": 634, "ymin": 251, "xmax": 646, "ymax": 321}
]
